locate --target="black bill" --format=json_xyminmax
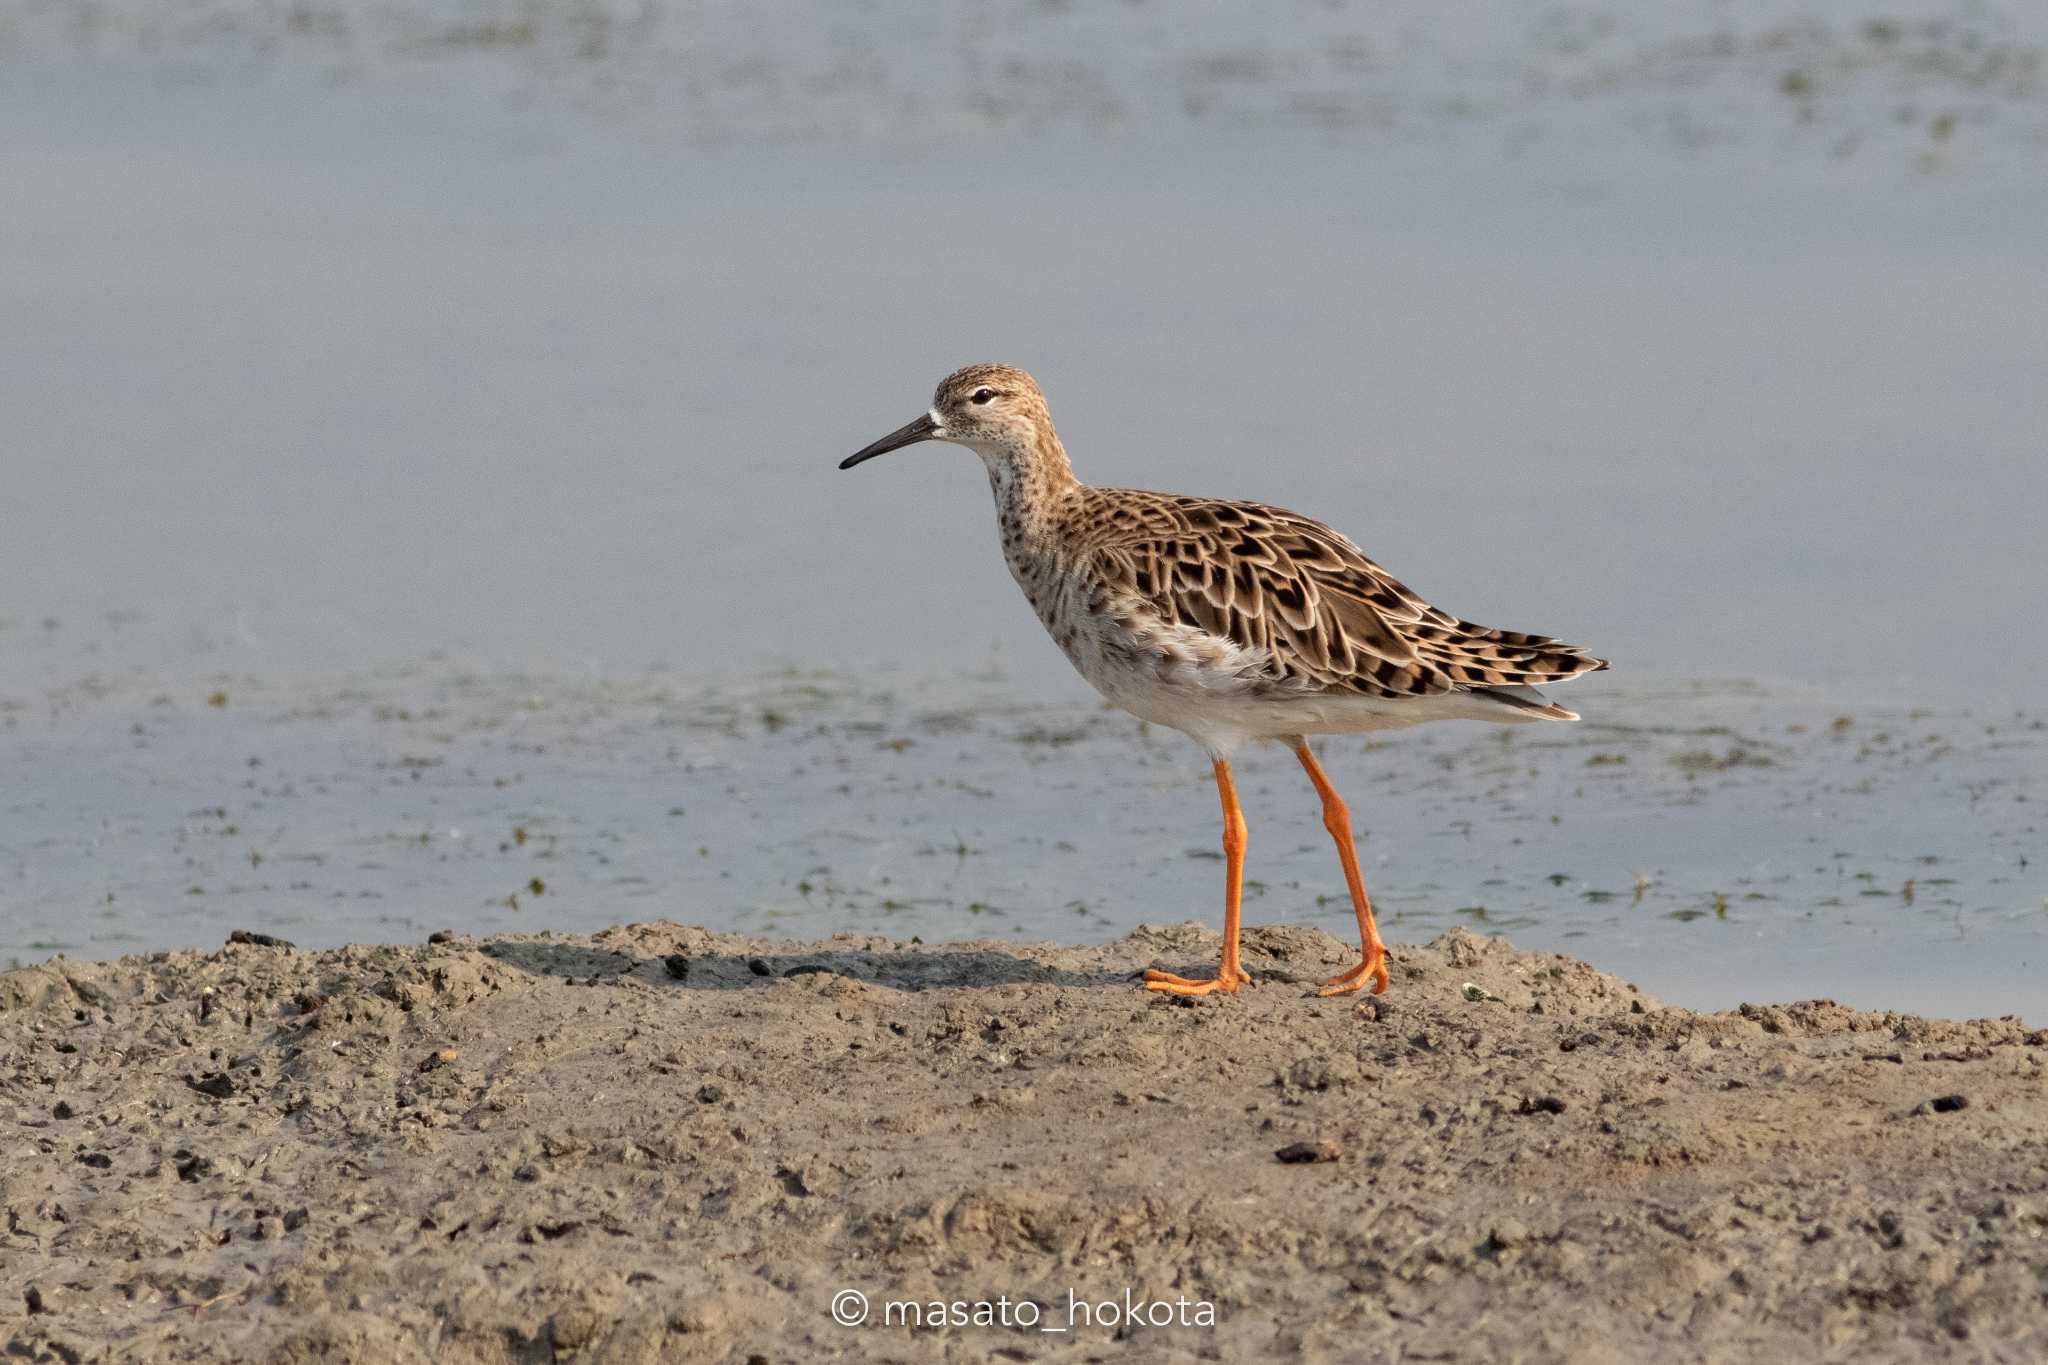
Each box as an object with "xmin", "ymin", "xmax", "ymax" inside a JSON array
[{"xmin": 840, "ymin": 412, "xmax": 939, "ymax": 469}]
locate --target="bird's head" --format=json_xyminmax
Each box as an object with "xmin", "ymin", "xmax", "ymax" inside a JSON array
[{"xmin": 840, "ymin": 364, "xmax": 1059, "ymax": 474}]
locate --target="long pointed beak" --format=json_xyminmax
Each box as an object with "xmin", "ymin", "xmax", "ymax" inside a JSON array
[{"xmin": 840, "ymin": 412, "xmax": 939, "ymax": 470}]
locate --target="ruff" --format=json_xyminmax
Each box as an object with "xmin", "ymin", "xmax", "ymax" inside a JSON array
[{"xmin": 843, "ymin": 363, "xmax": 1606, "ymax": 997}]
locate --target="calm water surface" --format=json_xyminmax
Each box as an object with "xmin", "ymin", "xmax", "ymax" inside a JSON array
[
  {"xmin": 2, "ymin": 3, "xmax": 2044, "ymax": 1013},
  {"xmin": 1, "ymin": 666, "xmax": 2041, "ymax": 1020}
]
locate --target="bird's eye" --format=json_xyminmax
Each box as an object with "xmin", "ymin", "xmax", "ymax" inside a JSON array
[{"xmin": 970, "ymin": 388, "xmax": 996, "ymax": 405}]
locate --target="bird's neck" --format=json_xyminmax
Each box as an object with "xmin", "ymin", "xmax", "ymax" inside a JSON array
[{"xmin": 983, "ymin": 428, "xmax": 1079, "ymax": 540}]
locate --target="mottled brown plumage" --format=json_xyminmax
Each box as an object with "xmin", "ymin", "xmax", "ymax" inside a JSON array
[
  {"xmin": 841, "ymin": 363, "xmax": 1609, "ymax": 999},
  {"xmin": 1071, "ymin": 487, "xmax": 1606, "ymax": 707}
]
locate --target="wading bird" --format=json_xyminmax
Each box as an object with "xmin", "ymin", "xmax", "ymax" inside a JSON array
[{"xmin": 841, "ymin": 365, "xmax": 1605, "ymax": 997}]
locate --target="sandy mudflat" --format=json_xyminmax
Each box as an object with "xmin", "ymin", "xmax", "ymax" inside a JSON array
[{"xmin": 6, "ymin": 922, "xmax": 2047, "ymax": 1364}]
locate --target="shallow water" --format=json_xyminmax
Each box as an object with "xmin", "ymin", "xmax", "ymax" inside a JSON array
[
  {"xmin": 4, "ymin": 14, "xmax": 2046, "ymax": 701},
  {"xmin": 4, "ymin": 665, "xmax": 2042, "ymax": 1022},
  {"xmin": 3, "ymin": 4, "xmax": 2045, "ymax": 1013}
]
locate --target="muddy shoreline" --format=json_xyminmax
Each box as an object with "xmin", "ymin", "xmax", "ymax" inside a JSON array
[{"xmin": 7, "ymin": 921, "xmax": 2046, "ymax": 1362}]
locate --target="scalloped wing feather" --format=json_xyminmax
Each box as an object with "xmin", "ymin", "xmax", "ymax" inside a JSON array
[{"xmin": 1077, "ymin": 491, "xmax": 1607, "ymax": 703}]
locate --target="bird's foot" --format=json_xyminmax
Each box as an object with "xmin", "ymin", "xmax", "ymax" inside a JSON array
[
  {"xmin": 1143, "ymin": 966, "xmax": 1253, "ymax": 997},
  {"xmin": 1315, "ymin": 947, "xmax": 1389, "ymax": 997}
]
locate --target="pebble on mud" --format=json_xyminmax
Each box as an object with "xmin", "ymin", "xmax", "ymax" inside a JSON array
[
  {"xmin": 185, "ymin": 1071, "xmax": 236, "ymax": 1099},
  {"xmin": 228, "ymin": 929, "xmax": 296, "ymax": 949},
  {"xmin": 1487, "ymin": 1217, "xmax": 1532, "ymax": 1250}
]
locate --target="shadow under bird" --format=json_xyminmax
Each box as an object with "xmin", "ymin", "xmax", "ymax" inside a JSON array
[{"xmin": 841, "ymin": 364, "xmax": 1606, "ymax": 997}]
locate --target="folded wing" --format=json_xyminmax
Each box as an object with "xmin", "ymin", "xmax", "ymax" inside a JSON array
[{"xmin": 1081, "ymin": 492, "xmax": 1607, "ymax": 702}]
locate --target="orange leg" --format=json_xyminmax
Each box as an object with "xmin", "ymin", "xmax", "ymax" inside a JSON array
[
  {"xmin": 1292, "ymin": 740, "xmax": 1389, "ymax": 996},
  {"xmin": 1144, "ymin": 757, "xmax": 1253, "ymax": 996}
]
